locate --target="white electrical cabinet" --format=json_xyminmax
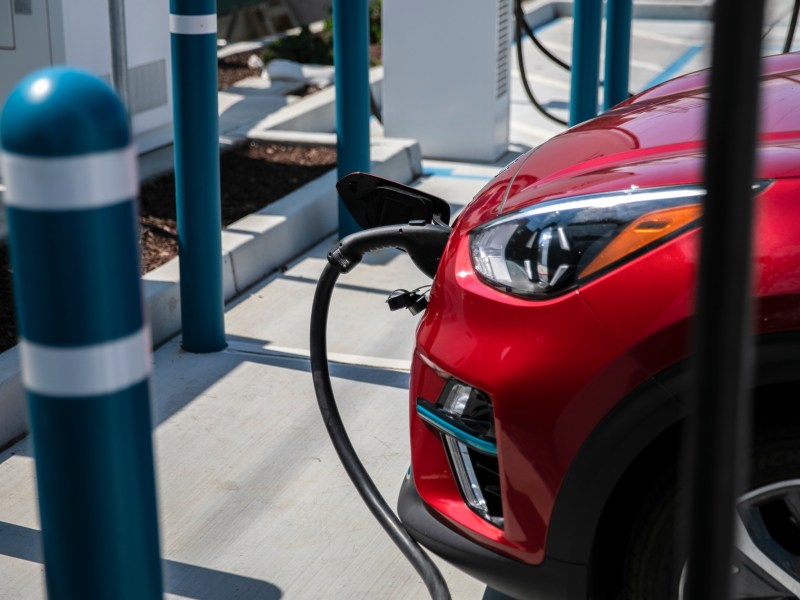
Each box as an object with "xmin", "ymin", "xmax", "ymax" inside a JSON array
[
  {"xmin": 382, "ymin": 0, "xmax": 512, "ymax": 162},
  {"xmin": 0, "ymin": 0, "xmax": 173, "ymax": 153}
]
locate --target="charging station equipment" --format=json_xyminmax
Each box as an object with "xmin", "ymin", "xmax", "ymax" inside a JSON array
[{"xmin": 382, "ymin": 0, "xmax": 512, "ymax": 162}]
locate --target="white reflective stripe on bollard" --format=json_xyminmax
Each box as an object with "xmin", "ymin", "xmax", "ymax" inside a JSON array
[
  {"xmin": 1, "ymin": 146, "xmax": 137, "ymax": 211},
  {"xmin": 20, "ymin": 328, "xmax": 152, "ymax": 397},
  {"xmin": 169, "ymin": 14, "xmax": 217, "ymax": 35}
]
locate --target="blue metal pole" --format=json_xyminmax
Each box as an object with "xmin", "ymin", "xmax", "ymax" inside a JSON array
[
  {"xmin": 169, "ymin": 0, "xmax": 226, "ymax": 352},
  {"xmin": 333, "ymin": 0, "xmax": 370, "ymax": 236},
  {"xmin": 569, "ymin": 0, "xmax": 603, "ymax": 125},
  {"xmin": 0, "ymin": 67, "xmax": 162, "ymax": 599},
  {"xmin": 603, "ymin": 0, "xmax": 632, "ymax": 110}
]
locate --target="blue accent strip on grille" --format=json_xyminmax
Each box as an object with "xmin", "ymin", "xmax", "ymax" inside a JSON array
[{"xmin": 416, "ymin": 403, "xmax": 498, "ymax": 456}]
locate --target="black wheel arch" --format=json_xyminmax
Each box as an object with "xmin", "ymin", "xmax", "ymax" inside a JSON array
[{"xmin": 544, "ymin": 331, "xmax": 800, "ymax": 597}]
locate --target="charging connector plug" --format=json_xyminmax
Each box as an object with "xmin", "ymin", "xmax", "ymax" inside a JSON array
[{"xmin": 326, "ymin": 222, "xmax": 452, "ymax": 279}]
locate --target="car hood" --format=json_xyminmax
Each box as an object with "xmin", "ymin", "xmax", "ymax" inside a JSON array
[{"xmin": 458, "ymin": 53, "xmax": 800, "ymax": 232}]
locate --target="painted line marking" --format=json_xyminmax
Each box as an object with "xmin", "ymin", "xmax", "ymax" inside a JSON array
[
  {"xmin": 20, "ymin": 328, "xmax": 152, "ymax": 397},
  {"xmin": 644, "ymin": 44, "xmax": 706, "ymax": 90},
  {"xmin": 422, "ymin": 166, "xmax": 496, "ymax": 182},
  {"xmin": 631, "ymin": 29, "xmax": 707, "ymax": 46},
  {"xmin": 225, "ymin": 340, "xmax": 411, "ymax": 372}
]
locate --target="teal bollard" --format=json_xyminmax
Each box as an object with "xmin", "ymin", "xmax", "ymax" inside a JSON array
[
  {"xmin": 569, "ymin": 0, "xmax": 603, "ymax": 125},
  {"xmin": 169, "ymin": 0, "xmax": 226, "ymax": 353},
  {"xmin": 0, "ymin": 67, "xmax": 163, "ymax": 599},
  {"xmin": 333, "ymin": 0, "xmax": 371, "ymax": 237},
  {"xmin": 603, "ymin": 0, "xmax": 633, "ymax": 110}
]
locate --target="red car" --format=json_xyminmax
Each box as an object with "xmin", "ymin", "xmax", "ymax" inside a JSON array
[{"xmin": 397, "ymin": 53, "xmax": 800, "ymax": 599}]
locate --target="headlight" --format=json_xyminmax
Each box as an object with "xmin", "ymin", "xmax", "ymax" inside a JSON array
[{"xmin": 470, "ymin": 185, "xmax": 715, "ymax": 297}]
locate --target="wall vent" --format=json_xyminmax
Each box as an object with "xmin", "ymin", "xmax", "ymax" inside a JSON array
[
  {"xmin": 496, "ymin": 0, "xmax": 511, "ymax": 99},
  {"xmin": 102, "ymin": 59, "xmax": 167, "ymax": 115}
]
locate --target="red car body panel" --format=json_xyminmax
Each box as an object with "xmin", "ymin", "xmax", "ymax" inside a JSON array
[
  {"xmin": 408, "ymin": 53, "xmax": 800, "ymax": 567},
  {"xmin": 412, "ymin": 233, "xmax": 652, "ymax": 563}
]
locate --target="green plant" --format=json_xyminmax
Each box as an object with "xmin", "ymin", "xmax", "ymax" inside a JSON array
[
  {"xmin": 262, "ymin": 25, "xmax": 334, "ymax": 65},
  {"xmin": 262, "ymin": 0, "xmax": 381, "ymax": 66},
  {"xmin": 369, "ymin": 0, "xmax": 382, "ymax": 45}
]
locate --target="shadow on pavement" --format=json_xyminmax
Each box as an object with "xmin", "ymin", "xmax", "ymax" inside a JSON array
[{"xmin": 0, "ymin": 520, "xmax": 283, "ymax": 600}]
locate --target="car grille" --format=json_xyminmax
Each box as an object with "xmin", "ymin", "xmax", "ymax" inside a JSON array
[{"xmin": 416, "ymin": 380, "xmax": 504, "ymax": 528}]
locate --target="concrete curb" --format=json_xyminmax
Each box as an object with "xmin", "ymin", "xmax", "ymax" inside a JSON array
[
  {"xmin": 0, "ymin": 137, "xmax": 422, "ymax": 449},
  {"xmin": 227, "ymin": 66, "xmax": 383, "ymax": 139},
  {"xmin": 524, "ymin": 0, "xmax": 715, "ymax": 23},
  {"xmin": 0, "ymin": 346, "xmax": 24, "ymax": 448}
]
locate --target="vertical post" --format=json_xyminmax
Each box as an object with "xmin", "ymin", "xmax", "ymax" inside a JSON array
[
  {"xmin": 169, "ymin": 0, "xmax": 226, "ymax": 352},
  {"xmin": 333, "ymin": 0, "xmax": 370, "ymax": 236},
  {"xmin": 603, "ymin": 0, "xmax": 632, "ymax": 110},
  {"xmin": 683, "ymin": 0, "xmax": 765, "ymax": 598},
  {"xmin": 0, "ymin": 67, "xmax": 163, "ymax": 599},
  {"xmin": 108, "ymin": 0, "xmax": 130, "ymax": 111},
  {"xmin": 569, "ymin": 0, "xmax": 603, "ymax": 125}
]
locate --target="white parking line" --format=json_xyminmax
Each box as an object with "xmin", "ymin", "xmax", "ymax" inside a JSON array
[
  {"xmin": 225, "ymin": 340, "xmax": 412, "ymax": 372},
  {"xmin": 631, "ymin": 29, "xmax": 708, "ymax": 45}
]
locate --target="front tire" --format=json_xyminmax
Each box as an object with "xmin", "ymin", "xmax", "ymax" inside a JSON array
[{"xmin": 622, "ymin": 435, "xmax": 800, "ymax": 600}]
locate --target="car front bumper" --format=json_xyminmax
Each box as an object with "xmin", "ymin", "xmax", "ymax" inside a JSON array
[{"xmin": 397, "ymin": 473, "xmax": 588, "ymax": 600}]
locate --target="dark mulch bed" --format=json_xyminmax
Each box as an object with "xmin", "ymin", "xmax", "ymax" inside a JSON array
[
  {"xmin": 0, "ymin": 142, "xmax": 337, "ymax": 354},
  {"xmin": 218, "ymin": 53, "xmax": 262, "ymax": 90},
  {"xmin": 139, "ymin": 142, "xmax": 336, "ymax": 273}
]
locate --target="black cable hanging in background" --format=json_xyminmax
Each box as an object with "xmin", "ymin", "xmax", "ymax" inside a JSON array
[
  {"xmin": 514, "ymin": 0, "xmax": 635, "ymax": 117},
  {"xmin": 783, "ymin": 0, "xmax": 800, "ymax": 53},
  {"xmin": 514, "ymin": 0, "xmax": 569, "ymax": 126},
  {"xmin": 516, "ymin": 0, "xmax": 572, "ymax": 72}
]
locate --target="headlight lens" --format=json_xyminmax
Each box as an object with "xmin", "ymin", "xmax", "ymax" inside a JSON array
[{"xmin": 470, "ymin": 185, "xmax": 713, "ymax": 297}]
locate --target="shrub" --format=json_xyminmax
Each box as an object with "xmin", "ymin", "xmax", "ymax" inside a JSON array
[
  {"xmin": 262, "ymin": 0, "xmax": 381, "ymax": 66},
  {"xmin": 262, "ymin": 24, "xmax": 334, "ymax": 65}
]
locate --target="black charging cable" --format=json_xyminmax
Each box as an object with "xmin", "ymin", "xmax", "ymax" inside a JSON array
[
  {"xmin": 784, "ymin": 0, "xmax": 800, "ymax": 53},
  {"xmin": 310, "ymin": 223, "xmax": 452, "ymax": 600},
  {"xmin": 514, "ymin": 0, "xmax": 638, "ymax": 125},
  {"xmin": 514, "ymin": 0, "xmax": 569, "ymax": 125},
  {"xmin": 516, "ymin": 0, "xmax": 571, "ymax": 72}
]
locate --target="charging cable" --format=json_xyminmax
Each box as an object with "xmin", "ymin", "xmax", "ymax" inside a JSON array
[{"xmin": 310, "ymin": 222, "xmax": 452, "ymax": 600}]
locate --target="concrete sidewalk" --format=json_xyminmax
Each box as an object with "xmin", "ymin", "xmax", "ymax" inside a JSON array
[{"xmin": 2, "ymin": 1, "xmax": 799, "ymax": 598}]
